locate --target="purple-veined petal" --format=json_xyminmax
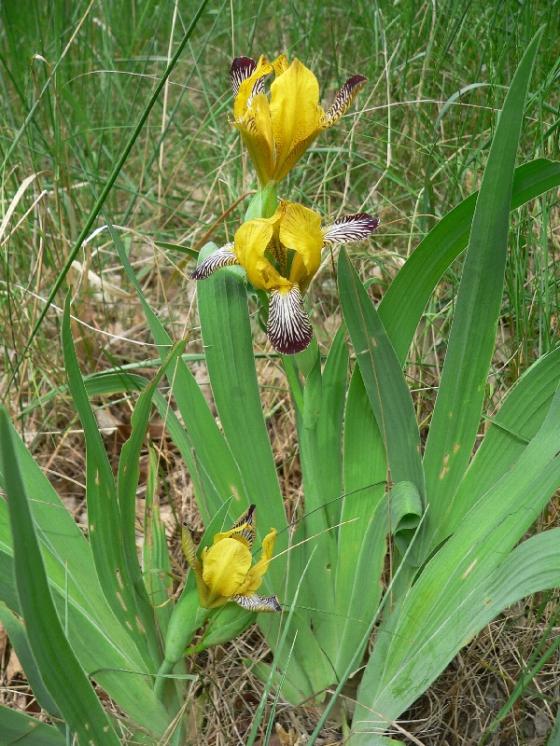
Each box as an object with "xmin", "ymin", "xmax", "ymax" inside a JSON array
[
  {"xmin": 230, "ymin": 57, "xmax": 257, "ymax": 95},
  {"xmin": 230, "ymin": 504, "xmax": 256, "ymax": 548},
  {"xmin": 267, "ymin": 286, "xmax": 313, "ymax": 355},
  {"xmin": 324, "ymin": 74, "xmax": 367, "ymax": 126},
  {"xmin": 323, "ymin": 213, "xmax": 380, "ymax": 244},
  {"xmin": 191, "ymin": 244, "xmax": 238, "ymax": 280},
  {"xmin": 233, "ymin": 593, "xmax": 281, "ymax": 612}
]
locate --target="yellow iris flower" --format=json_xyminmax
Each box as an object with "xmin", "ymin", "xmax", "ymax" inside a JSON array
[
  {"xmin": 192, "ymin": 202, "xmax": 379, "ymax": 354},
  {"xmin": 182, "ymin": 505, "xmax": 280, "ymax": 613},
  {"xmin": 230, "ymin": 54, "xmax": 367, "ymax": 184}
]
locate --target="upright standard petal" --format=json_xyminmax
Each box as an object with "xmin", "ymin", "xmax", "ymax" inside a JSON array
[
  {"xmin": 238, "ymin": 92, "xmax": 275, "ymax": 185},
  {"xmin": 213, "ymin": 504, "xmax": 256, "ymax": 548},
  {"xmin": 231, "ymin": 54, "xmax": 366, "ymax": 184},
  {"xmin": 279, "ymin": 202, "xmax": 324, "ymax": 290},
  {"xmin": 241, "ymin": 528, "xmax": 277, "ymax": 594},
  {"xmin": 233, "ymin": 216, "xmax": 291, "ymax": 292},
  {"xmin": 202, "ymin": 538, "xmax": 252, "ymax": 601},
  {"xmin": 267, "ymin": 286, "xmax": 313, "ymax": 355},
  {"xmin": 269, "ymin": 59, "xmax": 323, "ymax": 181}
]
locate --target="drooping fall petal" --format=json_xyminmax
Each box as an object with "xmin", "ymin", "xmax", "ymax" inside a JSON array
[
  {"xmin": 267, "ymin": 287, "xmax": 313, "ymax": 355},
  {"xmin": 323, "ymin": 213, "xmax": 380, "ymax": 244},
  {"xmin": 323, "ymin": 74, "xmax": 367, "ymax": 127},
  {"xmin": 191, "ymin": 244, "xmax": 238, "ymax": 280},
  {"xmin": 233, "ymin": 594, "xmax": 281, "ymax": 612}
]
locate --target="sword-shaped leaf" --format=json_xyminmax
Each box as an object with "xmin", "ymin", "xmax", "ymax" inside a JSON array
[
  {"xmin": 352, "ymin": 388, "xmax": 560, "ymax": 742},
  {"xmin": 0, "ymin": 409, "xmax": 121, "ymax": 745},
  {"xmin": 378, "ymin": 155, "xmax": 560, "ymax": 366},
  {"xmin": 421, "ymin": 29, "xmax": 544, "ymax": 539}
]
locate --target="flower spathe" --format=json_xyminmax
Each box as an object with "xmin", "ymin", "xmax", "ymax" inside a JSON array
[
  {"xmin": 192, "ymin": 202, "xmax": 380, "ymax": 355},
  {"xmin": 231, "ymin": 54, "xmax": 367, "ymax": 184},
  {"xmin": 182, "ymin": 505, "xmax": 280, "ymax": 613}
]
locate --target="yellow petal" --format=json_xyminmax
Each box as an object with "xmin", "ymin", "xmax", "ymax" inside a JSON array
[
  {"xmin": 239, "ymin": 528, "xmax": 277, "ymax": 595},
  {"xmin": 269, "ymin": 59, "xmax": 323, "ymax": 181},
  {"xmin": 233, "ymin": 54, "xmax": 272, "ymax": 122},
  {"xmin": 279, "ymin": 202, "xmax": 323, "ymax": 290},
  {"xmin": 271, "ymin": 54, "xmax": 288, "ymax": 76},
  {"xmin": 212, "ymin": 505, "xmax": 255, "ymax": 548},
  {"xmin": 202, "ymin": 538, "xmax": 252, "ymax": 599},
  {"xmin": 234, "ymin": 214, "xmax": 291, "ymax": 291},
  {"xmin": 181, "ymin": 525, "xmax": 211, "ymax": 607},
  {"xmin": 237, "ymin": 91, "xmax": 275, "ymax": 185}
]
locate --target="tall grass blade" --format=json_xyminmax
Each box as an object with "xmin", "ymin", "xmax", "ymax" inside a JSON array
[{"xmin": 10, "ymin": 0, "xmax": 210, "ymax": 386}]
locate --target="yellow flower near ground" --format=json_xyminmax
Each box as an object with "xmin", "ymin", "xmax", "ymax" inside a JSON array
[
  {"xmin": 182, "ymin": 505, "xmax": 280, "ymax": 612},
  {"xmin": 192, "ymin": 202, "xmax": 379, "ymax": 354},
  {"xmin": 231, "ymin": 54, "xmax": 367, "ymax": 184}
]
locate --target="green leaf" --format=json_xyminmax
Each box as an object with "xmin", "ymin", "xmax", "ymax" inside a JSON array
[
  {"xmin": 0, "ymin": 419, "xmax": 169, "ymax": 735},
  {"xmin": 62, "ymin": 293, "xmax": 154, "ymax": 663},
  {"xmin": 333, "ymin": 497, "xmax": 387, "ymax": 677},
  {"xmin": 335, "ymin": 368, "xmax": 387, "ymax": 676},
  {"xmin": 0, "ymin": 704, "xmax": 65, "ymax": 745},
  {"xmin": 352, "ymin": 386, "xmax": 560, "ymax": 742},
  {"xmin": 196, "ymin": 244, "xmax": 287, "ymax": 579},
  {"xmin": 389, "ymin": 481, "xmax": 423, "ymax": 555},
  {"xmin": 314, "ymin": 328, "xmax": 349, "ymax": 529},
  {"xmin": 116, "ymin": 339, "xmax": 185, "ymax": 648},
  {"xmin": 436, "ymin": 344, "xmax": 560, "ymax": 544},
  {"xmin": 112, "ymin": 228, "xmax": 244, "ymax": 523},
  {"xmin": 143, "ymin": 447, "xmax": 173, "ymax": 635},
  {"xmin": 421, "ymin": 30, "xmax": 544, "ymax": 534},
  {"xmin": 296, "ymin": 334, "xmax": 345, "ymax": 661},
  {"xmin": 338, "ymin": 249, "xmax": 425, "ymax": 505},
  {"xmin": 378, "ymin": 156, "xmax": 560, "ymax": 366},
  {"xmin": 195, "ymin": 245, "xmax": 335, "ymax": 699},
  {"xmin": 0, "ymin": 602, "xmax": 59, "ymax": 716},
  {"xmin": 0, "ymin": 409, "xmax": 121, "ymax": 746}
]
